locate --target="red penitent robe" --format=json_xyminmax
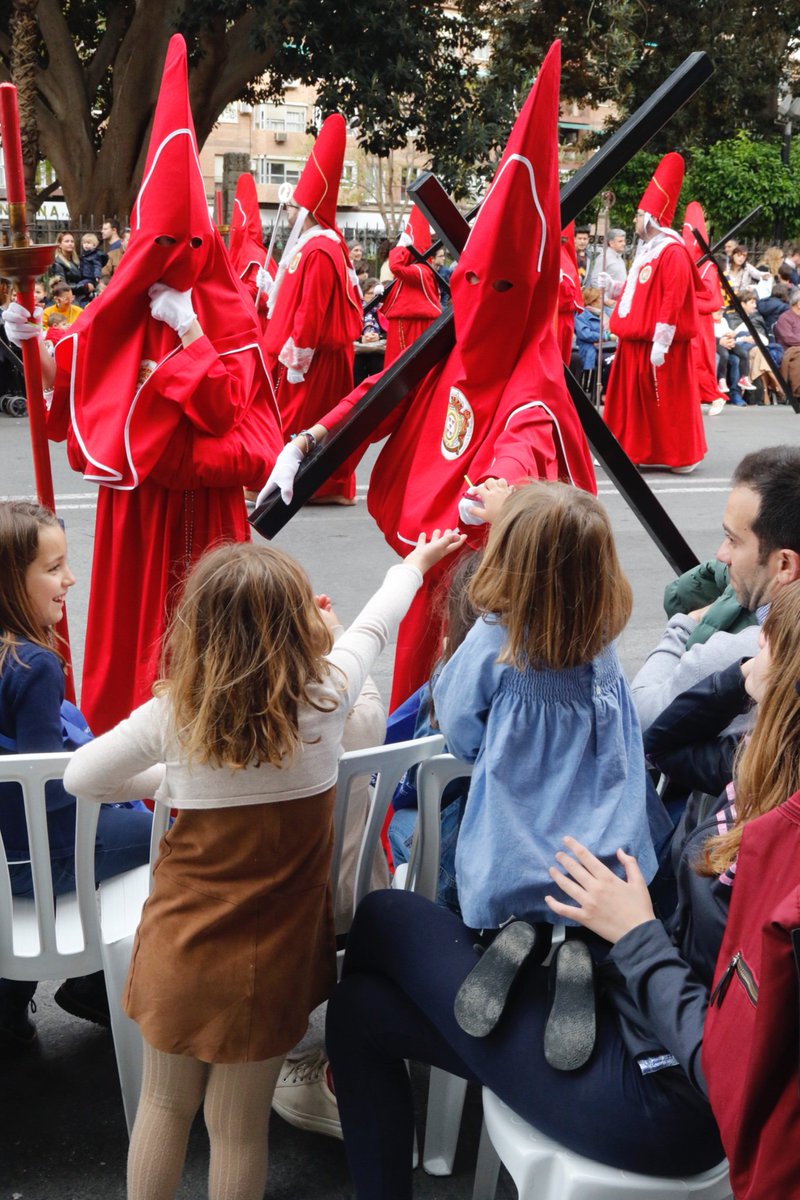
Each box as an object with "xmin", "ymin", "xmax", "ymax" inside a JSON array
[
  {"xmin": 604, "ymin": 235, "xmax": 707, "ymax": 469},
  {"xmin": 48, "ymin": 334, "xmax": 281, "ymax": 734},
  {"xmin": 265, "ymin": 230, "xmax": 363, "ymax": 500},
  {"xmin": 321, "ymin": 333, "xmax": 596, "ymax": 706},
  {"xmin": 382, "ymin": 245, "xmax": 442, "ymax": 367}
]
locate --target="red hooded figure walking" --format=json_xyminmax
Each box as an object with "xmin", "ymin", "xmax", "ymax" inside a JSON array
[
  {"xmin": 682, "ymin": 200, "xmax": 726, "ymax": 412},
  {"xmin": 260, "ymin": 41, "xmax": 595, "ymax": 707},
  {"xmin": 602, "ymin": 154, "xmax": 707, "ymax": 472},
  {"xmin": 264, "ymin": 115, "xmax": 363, "ymax": 503},
  {"xmin": 43, "ymin": 35, "xmax": 283, "ymax": 733},
  {"xmin": 382, "ymin": 206, "xmax": 442, "ymax": 367},
  {"xmin": 228, "ymin": 171, "xmax": 275, "ymax": 320}
]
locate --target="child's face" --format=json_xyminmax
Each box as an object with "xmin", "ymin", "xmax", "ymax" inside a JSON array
[
  {"xmin": 82, "ymin": 234, "xmax": 98, "ymax": 252},
  {"xmin": 743, "ymin": 298, "xmax": 757, "ymax": 313},
  {"xmin": 25, "ymin": 524, "xmax": 76, "ymax": 629},
  {"xmin": 34, "ymin": 284, "xmax": 47, "ymax": 305},
  {"xmin": 55, "ymin": 289, "xmax": 74, "ymax": 310}
]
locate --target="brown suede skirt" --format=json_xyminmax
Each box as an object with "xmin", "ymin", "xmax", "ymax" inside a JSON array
[{"xmin": 123, "ymin": 789, "xmax": 337, "ymax": 1063}]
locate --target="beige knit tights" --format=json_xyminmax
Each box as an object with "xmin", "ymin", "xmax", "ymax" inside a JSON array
[{"xmin": 127, "ymin": 1041, "xmax": 284, "ymax": 1200}]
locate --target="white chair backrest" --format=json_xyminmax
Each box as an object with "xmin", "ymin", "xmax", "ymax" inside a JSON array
[
  {"xmin": 0, "ymin": 750, "xmax": 102, "ymax": 979},
  {"xmin": 408, "ymin": 753, "xmax": 472, "ymax": 902},
  {"xmin": 331, "ymin": 734, "xmax": 444, "ymax": 921}
]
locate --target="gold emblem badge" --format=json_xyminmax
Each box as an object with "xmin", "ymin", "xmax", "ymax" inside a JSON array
[
  {"xmin": 136, "ymin": 359, "xmax": 157, "ymax": 389},
  {"xmin": 638, "ymin": 264, "xmax": 652, "ymax": 285},
  {"xmin": 441, "ymin": 387, "xmax": 475, "ymax": 460},
  {"xmin": 288, "ymin": 251, "xmax": 302, "ymax": 274}
]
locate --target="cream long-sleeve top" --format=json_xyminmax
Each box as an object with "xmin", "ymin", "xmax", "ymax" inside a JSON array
[{"xmin": 63, "ymin": 562, "xmax": 422, "ymax": 810}]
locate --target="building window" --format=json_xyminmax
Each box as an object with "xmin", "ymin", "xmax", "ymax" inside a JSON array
[
  {"xmin": 252, "ymin": 157, "xmax": 303, "ymax": 186},
  {"xmin": 340, "ymin": 162, "xmax": 357, "ymax": 188},
  {"xmin": 401, "ymin": 165, "xmax": 422, "ymax": 188},
  {"xmin": 218, "ymin": 103, "xmax": 239, "ymax": 124},
  {"xmin": 214, "ymin": 155, "xmax": 224, "ymax": 185},
  {"xmin": 254, "ymin": 104, "xmax": 307, "ymax": 132}
]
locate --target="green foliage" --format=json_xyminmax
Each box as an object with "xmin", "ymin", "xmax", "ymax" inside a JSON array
[{"xmin": 687, "ymin": 132, "xmax": 800, "ymax": 240}]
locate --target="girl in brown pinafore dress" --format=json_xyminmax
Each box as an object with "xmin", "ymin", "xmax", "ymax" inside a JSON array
[{"xmin": 64, "ymin": 531, "xmax": 464, "ymax": 1200}]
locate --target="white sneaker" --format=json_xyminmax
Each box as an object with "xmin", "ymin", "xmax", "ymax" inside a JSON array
[
  {"xmin": 671, "ymin": 462, "xmax": 699, "ymax": 474},
  {"xmin": 708, "ymin": 396, "xmax": 726, "ymax": 416},
  {"xmin": 271, "ymin": 1050, "xmax": 343, "ymax": 1139}
]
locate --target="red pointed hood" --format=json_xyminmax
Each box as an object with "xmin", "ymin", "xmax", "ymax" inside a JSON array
[
  {"xmin": 403, "ymin": 205, "xmax": 432, "ymax": 254},
  {"xmin": 639, "ymin": 152, "xmax": 684, "ymax": 228},
  {"xmin": 229, "ymin": 172, "xmax": 272, "ymax": 279},
  {"xmin": 53, "ymin": 34, "xmax": 273, "ymax": 490},
  {"xmin": 682, "ymin": 199, "xmax": 722, "ymax": 309},
  {"xmin": 450, "ymin": 40, "xmax": 562, "ymax": 387},
  {"xmin": 293, "ymin": 114, "xmax": 346, "ymax": 229}
]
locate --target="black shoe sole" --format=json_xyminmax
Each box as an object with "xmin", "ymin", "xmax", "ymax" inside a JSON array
[
  {"xmin": 53, "ymin": 984, "xmax": 111, "ymax": 1029},
  {"xmin": 454, "ymin": 921, "xmax": 537, "ymax": 1037},
  {"xmin": 543, "ymin": 940, "xmax": 596, "ymax": 1071}
]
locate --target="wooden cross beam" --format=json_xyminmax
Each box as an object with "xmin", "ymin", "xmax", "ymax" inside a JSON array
[{"xmin": 251, "ymin": 51, "xmax": 713, "ymax": 573}]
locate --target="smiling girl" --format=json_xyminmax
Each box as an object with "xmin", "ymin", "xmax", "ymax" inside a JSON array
[{"xmin": 0, "ymin": 501, "xmax": 152, "ymax": 1051}]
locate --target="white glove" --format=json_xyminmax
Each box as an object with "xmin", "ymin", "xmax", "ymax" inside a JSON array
[
  {"xmin": 256, "ymin": 441, "xmax": 305, "ymax": 506},
  {"xmin": 458, "ymin": 492, "xmax": 485, "ymax": 526},
  {"xmin": 2, "ymin": 301, "xmax": 43, "ymax": 346},
  {"xmin": 148, "ymin": 283, "xmax": 197, "ymax": 337},
  {"xmin": 256, "ymin": 266, "xmax": 273, "ymax": 294},
  {"xmin": 397, "ymin": 230, "xmax": 412, "ymax": 248},
  {"xmin": 650, "ymin": 341, "xmax": 667, "ymax": 368},
  {"xmin": 596, "ymin": 271, "xmax": 613, "ymax": 290},
  {"xmin": 286, "ymin": 367, "xmax": 305, "ymax": 384}
]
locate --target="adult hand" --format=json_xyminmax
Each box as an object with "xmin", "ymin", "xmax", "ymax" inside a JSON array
[
  {"xmin": 286, "ymin": 366, "xmax": 305, "ymax": 384},
  {"xmin": 255, "ymin": 441, "xmax": 305, "ymax": 506},
  {"xmin": 596, "ymin": 270, "xmax": 613, "ymax": 291},
  {"xmin": 2, "ymin": 301, "xmax": 44, "ymax": 346},
  {"xmin": 255, "ymin": 266, "xmax": 273, "ymax": 294},
  {"xmin": 405, "ymin": 529, "xmax": 467, "ymax": 576},
  {"xmin": 148, "ymin": 283, "xmax": 197, "ymax": 337},
  {"xmin": 467, "ymin": 477, "xmax": 512, "ymax": 525},
  {"xmin": 650, "ymin": 341, "xmax": 667, "ymax": 368},
  {"xmin": 544, "ymin": 837, "xmax": 655, "ymax": 944}
]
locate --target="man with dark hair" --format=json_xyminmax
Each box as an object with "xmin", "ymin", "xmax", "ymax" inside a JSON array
[
  {"xmin": 632, "ymin": 444, "xmax": 800, "ymax": 730},
  {"xmin": 100, "ymin": 218, "xmax": 124, "ymax": 279}
]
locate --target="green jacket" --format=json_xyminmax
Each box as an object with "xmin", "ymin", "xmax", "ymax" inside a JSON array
[{"xmin": 663, "ymin": 560, "xmax": 757, "ymax": 649}]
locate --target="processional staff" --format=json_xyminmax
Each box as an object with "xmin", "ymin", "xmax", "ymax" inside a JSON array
[{"xmin": 0, "ymin": 83, "xmax": 76, "ymax": 697}]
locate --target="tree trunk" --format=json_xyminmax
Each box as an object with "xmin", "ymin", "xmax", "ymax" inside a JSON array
[{"xmin": 10, "ymin": 0, "xmax": 39, "ymax": 225}]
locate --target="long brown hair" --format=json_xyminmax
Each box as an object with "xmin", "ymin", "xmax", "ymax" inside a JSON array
[
  {"xmin": 468, "ymin": 482, "xmax": 632, "ymax": 670},
  {"xmin": 701, "ymin": 581, "xmax": 800, "ymax": 875},
  {"xmin": 156, "ymin": 542, "xmax": 336, "ymax": 769},
  {"xmin": 0, "ymin": 501, "xmax": 65, "ymax": 671}
]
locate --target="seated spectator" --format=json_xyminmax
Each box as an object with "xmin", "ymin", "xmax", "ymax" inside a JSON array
[
  {"xmin": 100, "ymin": 219, "xmax": 124, "ymax": 279},
  {"xmin": 42, "ymin": 282, "xmax": 83, "ymax": 327},
  {"xmin": 731, "ymin": 289, "xmax": 782, "ymax": 404},
  {"xmin": 353, "ymin": 278, "xmax": 386, "ymax": 386},
  {"xmin": 774, "ymin": 287, "xmax": 800, "ymax": 396},
  {"xmin": 51, "ymin": 231, "xmax": 93, "ymax": 305},
  {"xmin": 631, "ymin": 446, "xmax": 800, "ymax": 733},
  {"xmin": 781, "ymin": 246, "xmax": 800, "ymax": 285},
  {"xmin": 355, "ymin": 263, "xmax": 369, "ymax": 293},
  {"xmin": 574, "ymin": 286, "xmax": 617, "ymax": 389},
  {"xmin": 44, "ymin": 311, "xmax": 69, "ymax": 347},
  {"xmin": 726, "ymin": 246, "xmax": 764, "ymax": 295},
  {"xmin": 713, "ymin": 312, "xmax": 751, "ymax": 405},
  {"xmin": 359, "ymin": 278, "xmax": 385, "ymax": 343},
  {"xmin": 79, "ymin": 233, "xmax": 108, "ymax": 296},
  {"xmin": 757, "ymin": 281, "xmax": 790, "ymax": 339}
]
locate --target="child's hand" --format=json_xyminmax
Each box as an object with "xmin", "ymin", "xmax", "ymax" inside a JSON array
[
  {"xmin": 460, "ymin": 477, "xmax": 512, "ymax": 526},
  {"xmin": 315, "ymin": 594, "xmax": 341, "ymax": 630},
  {"xmin": 544, "ymin": 837, "xmax": 655, "ymax": 944},
  {"xmin": 405, "ymin": 529, "xmax": 466, "ymax": 575}
]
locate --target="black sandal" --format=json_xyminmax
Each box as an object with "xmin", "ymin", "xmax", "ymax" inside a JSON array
[
  {"xmin": 543, "ymin": 939, "xmax": 596, "ymax": 1071},
  {"xmin": 454, "ymin": 921, "xmax": 538, "ymax": 1037}
]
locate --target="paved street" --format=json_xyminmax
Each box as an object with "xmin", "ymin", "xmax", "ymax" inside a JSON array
[{"xmin": 1, "ymin": 401, "xmax": 798, "ymax": 1198}]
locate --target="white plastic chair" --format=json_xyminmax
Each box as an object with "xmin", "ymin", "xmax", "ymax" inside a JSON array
[
  {"xmin": 0, "ymin": 751, "xmax": 167, "ymax": 1136},
  {"xmin": 472, "ymin": 1089, "xmax": 732, "ymax": 1200},
  {"xmin": 330, "ymin": 734, "xmax": 445, "ymax": 926},
  {"xmin": 411, "ymin": 753, "xmax": 474, "ymax": 1177}
]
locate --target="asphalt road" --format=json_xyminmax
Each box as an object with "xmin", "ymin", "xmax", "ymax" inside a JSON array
[{"xmin": 1, "ymin": 400, "xmax": 798, "ymax": 1198}]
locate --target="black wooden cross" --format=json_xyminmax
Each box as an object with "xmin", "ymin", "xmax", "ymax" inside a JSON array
[{"xmin": 252, "ymin": 52, "xmax": 713, "ymax": 576}]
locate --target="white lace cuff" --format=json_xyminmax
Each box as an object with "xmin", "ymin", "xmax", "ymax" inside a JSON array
[
  {"xmin": 278, "ymin": 337, "xmax": 315, "ymax": 378},
  {"xmin": 652, "ymin": 322, "xmax": 676, "ymax": 349}
]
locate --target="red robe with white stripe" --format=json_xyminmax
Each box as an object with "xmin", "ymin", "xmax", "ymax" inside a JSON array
[
  {"xmin": 604, "ymin": 235, "xmax": 707, "ymax": 468},
  {"xmin": 382, "ymin": 245, "xmax": 442, "ymax": 366}
]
